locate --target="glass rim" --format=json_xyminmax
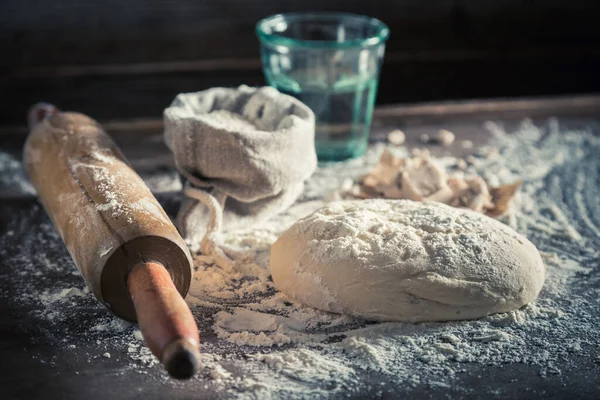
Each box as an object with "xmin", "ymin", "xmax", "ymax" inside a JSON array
[{"xmin": 256, "ymin": 12, "xmax": 390, "ymax": 49}]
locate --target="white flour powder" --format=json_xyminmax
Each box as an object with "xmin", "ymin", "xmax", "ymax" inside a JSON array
[
  {"xmin": 1, "ymin": 117, "xmax": 599, "ymax": 398},
  {"xmin": 180, "ymin": 117, "xmax": 599, "ymax": 396},
  {"xmin": 0, "ymin": 152, "xmax": 35, "ymax": 196}
]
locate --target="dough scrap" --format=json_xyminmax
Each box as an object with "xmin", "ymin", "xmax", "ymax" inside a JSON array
[
  {"xmin": 356, "ymin": 149, "xmax": 520, "ymax": 218},
  {"xmin": 270, "ymin": 199, "xmax": 545, "ymax": 322}
]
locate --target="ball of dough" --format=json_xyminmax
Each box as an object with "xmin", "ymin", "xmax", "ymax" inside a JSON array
[{"xmin": 270, "ymin": 199, "xmax": 545, "ymax": 322}]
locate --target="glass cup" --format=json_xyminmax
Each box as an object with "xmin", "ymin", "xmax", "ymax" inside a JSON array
[{"xmin": 257, "ymin": 13, "xmax": 390, "ymax": 161}]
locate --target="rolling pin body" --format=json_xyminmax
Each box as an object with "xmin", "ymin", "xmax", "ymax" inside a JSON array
[
  {"xmin": 24, "ymin": 108, "xmax": 201, "ymax": 378},
  {"xmin": 24, "ymin": 111, "xmax": 193, "ymax": 320}
]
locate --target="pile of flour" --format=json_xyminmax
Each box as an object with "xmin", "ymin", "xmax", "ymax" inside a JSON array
[{"xmin": 2, "ymin": 117, "xmax": 599, "ymax": 398}]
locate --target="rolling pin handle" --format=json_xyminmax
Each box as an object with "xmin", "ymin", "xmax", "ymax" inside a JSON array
[
  {"xmin": 162, "ymin": 339, "xmax": 200, "ymax": 379},
  {"xmin": 127, "ymin": 262, "xmax": 200, "ymax": 379}
]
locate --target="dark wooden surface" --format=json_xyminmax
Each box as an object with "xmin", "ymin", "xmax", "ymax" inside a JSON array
[
  {"xmin": 4, "ymin": 0, "xmax": 599, "ymax": 67},
  {"xmin": 2, "ymin": 0, "xmax": 600, "ymax": 125},
  {"xmin": 1, "ymin": 96, "xmax": 600, "ymax": 399}
]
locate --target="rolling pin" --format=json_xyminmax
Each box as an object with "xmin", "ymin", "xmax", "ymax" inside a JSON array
[{"xmin": 23, "ymin": 103, "xmax": 200, "ymax": 379}]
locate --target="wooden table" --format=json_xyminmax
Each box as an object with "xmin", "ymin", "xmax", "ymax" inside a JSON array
[{"xmin": 1, "ymin": 95, "xmax": 599, "ymax": 399}]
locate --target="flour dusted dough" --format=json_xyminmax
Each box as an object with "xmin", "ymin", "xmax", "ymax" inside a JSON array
[{"xmin": 270, "ymin": 199, "xmax": 545, "ymax": 322}]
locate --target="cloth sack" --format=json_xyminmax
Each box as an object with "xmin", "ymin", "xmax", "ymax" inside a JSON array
[{"xmin": 164, "ymin": 85, "xmax": 317, "ymax": 264}]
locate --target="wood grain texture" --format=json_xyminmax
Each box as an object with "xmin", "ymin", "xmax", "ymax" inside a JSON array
[
  {"xmin": 2, "ymin": 98, "xmax": 600, "ymax": 398},
  {"xmin": 128, "ymin": 262, "xmax": 200, "ymax": 379},
  {"xmin": 2, "ymin": 0, "xmax": 600, "ymax": 125},
  {"xmin": 22, "ymin": 110, "xmax": 193, "ymax": 320},
  {"xmin": 3, "ymin": 53, "xmax": 600, "ymax": 126},
  {"xmin": 2, "ymin": 0, "xmax": 600, "ymax": 67}
]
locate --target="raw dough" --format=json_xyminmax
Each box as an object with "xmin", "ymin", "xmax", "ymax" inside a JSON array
[
  {"xmin": 270, "ymin": 199, "xmax": 545, "ymax": 322},
  {"xmin": 356, "ymin": 149, "xmax": 520, "ymax": 218}
]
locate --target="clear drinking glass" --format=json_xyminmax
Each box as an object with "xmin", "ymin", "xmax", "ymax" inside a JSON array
[{"xmin": 257, "ymin": 13, "xmax": 390, "ymax": 161}]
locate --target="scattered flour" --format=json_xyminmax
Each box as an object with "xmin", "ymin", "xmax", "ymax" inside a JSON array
[
  {"xmin": 141, "ymin": 170, "xmax": 182, "ymax": 193},
  {"xmin": 183, "ymin": 117, "xmax": 600, "ymax": 395},
  {"xmin": 0, "ymin": 151, "xmax": 35, "ymax": 196},
  {"xmin": 1, "ymin": 117, "xmax": 599, "ymax": 398}
]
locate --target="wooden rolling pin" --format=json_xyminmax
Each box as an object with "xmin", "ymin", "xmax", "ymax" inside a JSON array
[{"xmin": 23, "ymin": 103, "xmax": 200, "ymax": 379}]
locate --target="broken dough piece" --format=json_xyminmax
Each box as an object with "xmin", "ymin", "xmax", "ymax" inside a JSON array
[
  {"xmin": 360, "ymin": 149, "xmax": 452, "ymax": 203},
  {"xmin": 270, "ymin": 199, "xmax": 545, "ymax": 322},
  {"xmin": 356, "ymin": 149, "xmax": 520, "ymax": 218},
  {"xmin": 387, "ymin": 129, "xmax": 406, "ymax": 146},
  {"xmin": 448, "ymin": 176, "xmax": 494, "ymax": 213},
  {"xmin": 437, "ymin": 129, "xmax": 455, "ymax": 146}
]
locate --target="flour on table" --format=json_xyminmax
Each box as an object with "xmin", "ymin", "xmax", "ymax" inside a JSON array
[
  {"xmin": 0, "ymin": 152, "xmax": 35, "ymax": 196},
  {"xmin": 38, "ymin": 287, "xmax": 89, "ymax": 305},
  {"xmin": 141, "ymin": 170, "xmax": 182, "ymax": 193},
  {"xmin": 183, "ymin": 117, "xmax": 600, "ymax": 395},
  {"xmin": 2, "ymin": 117, "xmax": 599, "ymax": 398}
]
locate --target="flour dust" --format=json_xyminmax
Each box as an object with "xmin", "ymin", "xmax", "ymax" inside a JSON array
[{"xmin": 1, "ymin": 117, "xmax": 599, "ymax": 398}]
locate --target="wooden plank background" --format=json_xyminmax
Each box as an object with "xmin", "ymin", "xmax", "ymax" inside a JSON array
[{"xmin": 2, "ymin": 0, "xmax": 600, "ymax": 126}]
